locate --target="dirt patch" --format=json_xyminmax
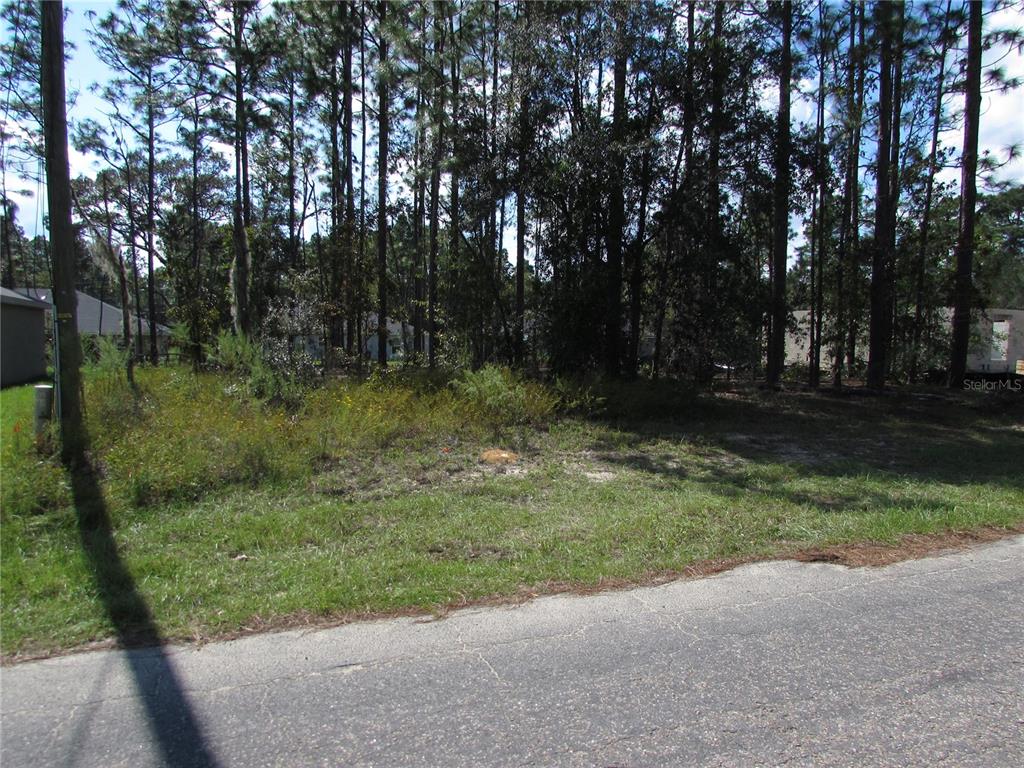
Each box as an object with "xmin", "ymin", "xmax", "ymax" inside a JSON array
[
  {"xmin": 425, "ymin": 542, "xmax": 515, "ymax": 561},
  {"xmin": 563, "ymin": 450, "xmax": 620, "ymax": 482},
  {"xmin": 724, "ymin": 433, "xmax": 841, "ymax": 466},
  {"xmin": 790, "ymin": 524, "xmax": 1024, "ymax": 567}
]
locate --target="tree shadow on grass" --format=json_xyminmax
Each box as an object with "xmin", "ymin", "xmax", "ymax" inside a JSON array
[
  {"xmin": 585, "ymin": 385, "xmax": 1024, "ymax": 492},
  {"xmin": 69, "ymin": 449, "xmax": 220, "ymax": 767},
  {"xmin": 595, "ymin": 431, "xmax": 1023, "ymax": 520},
  {"xmin": 594, "ymin": 446, "xmax": 1016, "ymax": 539}
]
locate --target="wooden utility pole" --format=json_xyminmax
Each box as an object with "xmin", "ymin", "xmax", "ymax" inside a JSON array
[{"xmin": 41, "ymin": 0, "xmax": 85, "ymax": 463}]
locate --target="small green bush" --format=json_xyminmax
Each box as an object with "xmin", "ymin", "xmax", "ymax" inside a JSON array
[
  {"xmin": 553, "ymin": 376, "xmax": 607, "ymax": 416},
  {"xmin": 452, "ymin": 366, "xmax": 557, "ymax": 428},
  {"xmin": 0, "ymin": 388, "xmax": 71, "ymax": 520},
  {"xmin": 210, "ymin": 331, "xmax": 317, "ymax": 407},
  {"xmin": 1, "ymin": 362, "xmax": 561, "ymax": 518},
  {"xmin": 209, "ymin": 330, "xmax": 262, "ymax": 374}
]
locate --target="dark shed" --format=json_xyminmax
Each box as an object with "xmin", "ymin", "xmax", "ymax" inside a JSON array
[{"xmin": 1, "ymin": 286, "xmax": 49, "ymax": 388}]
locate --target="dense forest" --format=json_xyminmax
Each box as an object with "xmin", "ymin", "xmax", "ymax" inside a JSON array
[{"xmin": 2, "ymin": 0, "xmax": 1023, "ymax": 389}]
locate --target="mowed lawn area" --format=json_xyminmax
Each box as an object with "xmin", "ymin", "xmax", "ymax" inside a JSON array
[{"xmin": 2, "ymin": 366, "xmax": 1022, "ymax": 659}]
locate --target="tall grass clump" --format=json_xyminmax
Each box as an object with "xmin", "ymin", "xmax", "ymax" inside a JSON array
[
  {"xmin": 101, "ymin": 368, "xmax": 308, "ymax": 507},
  {"xmin": 451, "ymin": 365, "xmax": 557, "ymax": 430},
  {"xmin": 305, "ymin": 373, "xmax": 465, "ymax": 457},
  {"xmin": 2, "ymin": 360, "xmax": 570, "ymax": 519},
  {"xmin": 210, "ymin": 330, "xmax": 317, "ymax": 407},
  {"xmin": 82, "ymin": 337, "xmax": 140, "ymax": 450},
  {"xmin": 0, "ymin": 386, "xmax": 70, "ymax": 524}
]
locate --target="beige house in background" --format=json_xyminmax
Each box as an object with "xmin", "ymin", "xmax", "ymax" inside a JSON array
[{"xmin": 785, "ymin": 308, "xmax": 1024, "ymax": 376}]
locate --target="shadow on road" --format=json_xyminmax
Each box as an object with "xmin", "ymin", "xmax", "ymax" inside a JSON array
[{"xmin": 69, "ymin": 449, "xmax": 220, "ymax": 768}]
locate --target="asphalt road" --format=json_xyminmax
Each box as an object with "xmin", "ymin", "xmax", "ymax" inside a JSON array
[{"xmin": 3, "ymin": 536, "xmax": 1022, "ymax": 767}]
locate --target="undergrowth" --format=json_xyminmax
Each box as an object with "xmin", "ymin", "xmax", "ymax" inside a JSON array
[
  {"xmin": 1, "ymin": 362, "xmax": 572, "ymax": 519},
  {"xmin": 3, "ymin": 360, "xmax": 1022, "ymax": 656}
]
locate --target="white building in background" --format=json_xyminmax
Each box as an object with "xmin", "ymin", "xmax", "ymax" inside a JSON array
[
  {"xmin": 785, "ymin": 308, "xmax": 1024, "ymax": 376},
  {"xmin": 292, "ymin": 316, "xmax": 432, "ymax": 363},
  {"xmin": 363, "ymin": 317, "xmax": 432, "ymax": 362}
]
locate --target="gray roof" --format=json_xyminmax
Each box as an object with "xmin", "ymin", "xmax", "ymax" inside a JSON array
[
  {"xmin": 18, "ymin": 287, "xmax": 170, "ymax": 337},
  {"xmin": 0, "ymin": 286, "xmax": 50, "ymax": 310}
]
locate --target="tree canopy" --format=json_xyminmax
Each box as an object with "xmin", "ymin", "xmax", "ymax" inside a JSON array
[{"xmin": 3, "ymin": 0, "xmax": 1022, "ymax": 386}]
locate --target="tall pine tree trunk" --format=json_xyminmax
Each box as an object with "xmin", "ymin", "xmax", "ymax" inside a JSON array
[
  {"xmin": 343, "ymin": 5, "xmax": 356, "ymax": 356},
  {"xmin": 428, "ymin": 3, "xmax": 446, "ymax": 370},
  {"xmin": 357, "ymin": 2, "xmax": 367, "ymax": 371},
  {"xmin": 627, "ymin": 129, "xmax": 653, "ymax": 379},
  {"xmin": 867, "ymin": 1, "xmax": 894, "ymax": 390},
  {"xmin": 1, "ymin": 200, "xmax": 12, "ymax": 288},
  {"xmin": 846, "ymin": 1, "xmax": 866, "ymax": 374},
  {"xmin": 910, "ymin": 0, "xmax": 952, "ymax": 383},
  {"xmin": 412, "ymin": 15, "xmax": 425, "ymax": 358},
  {"xmin": 605, "ymin": 3, "xmax": 627, "ymax": 379},
  {"xmin": 287, "ymin": 72, "xmax": 297, "ymax": 269},
  {"xmin": 809, "ymin": 4, "xmax": 827, "ymax": 389},
  {"xmin": 949, "ymin": 0, "xmax": 982, "ymax": 387},
  {"xmin": 833, "ymin": 0, "xmax": 859, "ymax": 388},
  {"xmin": 99, "ymin": 173, "xmax": 134, "ymax": 385},
  {"xmin": 376, "ymin": 1, "xmax": 389, "ymax": 367},
  {"xmin": 230, "ymin": 1, "xmax": 251, "ymax": 338},
  {"xmin": 328, "ymin": 62, "xmax": 342, "ymax": 356},
  {"xmin": 514, "ymin": 2, "xmax": 529, "ymax": 368},
  {"xmin": 188, "ymin": 97, "xmax": 202, "ymax": 369},
  {"xmin": 125, "ymin": 163, "xmax": 143, "ymax": 359},
  {"xmin": 448, "ymin": 7, "xmax": 462, "ymax": 365},
  {"xmin": 701, "ymin": 2, "xmax": 725, "ymax": 384},
  {"xmin": 767, "ymin": 1, "xmax": 792, "ymax": 386},
  {"xmin": 146, "ymin": 87, "xmax": 158, "ymax": 363}
]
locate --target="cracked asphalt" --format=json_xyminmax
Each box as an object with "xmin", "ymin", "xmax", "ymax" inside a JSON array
[{"xmin": 2, "ymin": 536, "xmax": 1022, "ymax": 767}]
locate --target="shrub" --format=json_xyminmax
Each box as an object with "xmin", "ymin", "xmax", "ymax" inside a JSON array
[
  {"xmin": 83, "ymin": 337, "xmax": 139, "ymax": 440},
  {"xmin": 553, "ymin": 376, "xmax": 607, "ymax": 416},
  {"xmin": 210, "ymin": 331, "xmax": 318, "ymax": 407},
  {"xmin": 209, "ymin": 330, "xmax": 262, "ymax": 375},
  {"xmin": 451, "ymin": 365, "xmax": 557, "ymax": 428},
  {"xmin": 103, "ymin": 371, "xmax": 306, "ymax": 507}
]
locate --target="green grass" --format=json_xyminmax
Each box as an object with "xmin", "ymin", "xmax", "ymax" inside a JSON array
[{"xmin": 2, "ymin": 366, "xmax": 1022, "ymax": 657}]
